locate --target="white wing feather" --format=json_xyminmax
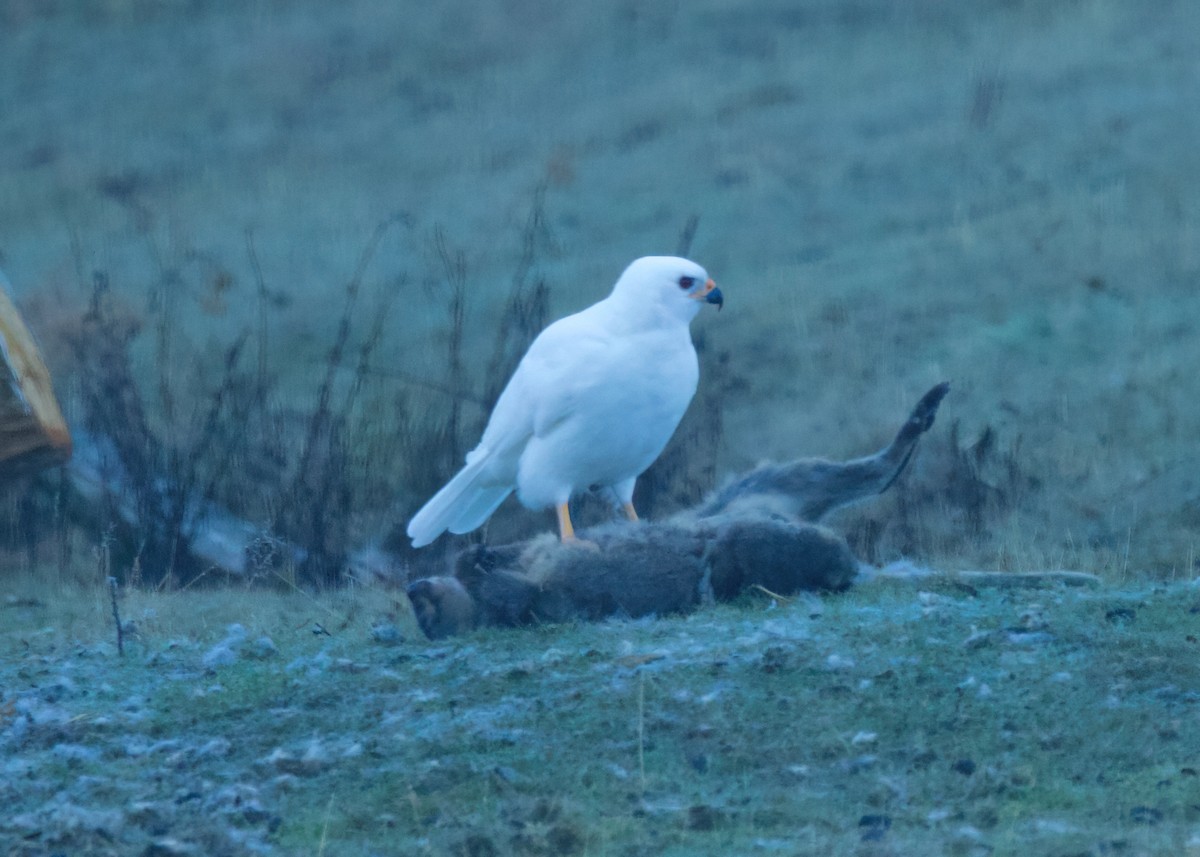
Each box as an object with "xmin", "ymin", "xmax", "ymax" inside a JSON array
[{"xmin": 406, "ymin": 313, "xmax": 597, "ymax": 547}]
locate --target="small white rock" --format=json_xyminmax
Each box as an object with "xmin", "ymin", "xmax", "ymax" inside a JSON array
[
  {"xmin": 963, "ymin": 628, "xmax": 993, "ymax": 649},
  {"xmin": 201, "ymin": 644, "xmax": 238, "ymax": 669},
  {"xmin": 955, "ymin": 824, "xmax": 986, "ymax": 842},
  {"xmin": 825, "ymin": 653, "xmax": 856, "ymax": 671},
  {"xmin": 196, "ymin": 737, "xmax": 232, "ymax": 758},
  {"xmin": 370, "ymin": 622, "xmax": 403, "ymax": 645},
  {"xmin": 51, "ymin": 743, "xmax": 100, "ymax": 764},
  {"xmin": 1034, "ymin": 818, "xmax": 1078, "ymax": 834},
  {"xmin": 224, "ymin": 623, "xmax": 247, "ymax": 641},
  {"xmin": 247, "ymin": 636, "xmax": 278, "ymax": 659},
  {"xmin": 270, "ymin": 773, "xmax": 301, "ymax": 792}
]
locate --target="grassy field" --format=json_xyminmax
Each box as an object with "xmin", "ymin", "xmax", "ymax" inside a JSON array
[
  {"xmin": 2, "ymin": 1, "xmax": 1200, "ymax": 854},
  {"xmin": 4, "ymin": 570, "xmax": 1200, "ymax": 855},
  {"xmin": 2, "ymin": 0, "xmax": 1199, "ymax": 575}
]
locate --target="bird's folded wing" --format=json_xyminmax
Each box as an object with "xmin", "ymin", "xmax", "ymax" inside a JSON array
[{"xmin": 477, "ymin": 316, "xmax": 598, "ymax": 446}]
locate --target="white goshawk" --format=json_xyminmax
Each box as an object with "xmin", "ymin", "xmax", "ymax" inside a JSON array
[{"xmin": 407, "ymin": 255, "xmax": 723, "ymax": 547}]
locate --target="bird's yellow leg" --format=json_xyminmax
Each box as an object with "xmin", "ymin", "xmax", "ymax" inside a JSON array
[
  {"xmin": 557, "ymin": 503, "xmax": 600, "ymax": 550},
  {"xmin": 623, "ymin": 502, "xmax": 639, "ymax": 522},
  {"xmin": 556, "ymin": 502, "xmax": 577, "ymax": 541}
]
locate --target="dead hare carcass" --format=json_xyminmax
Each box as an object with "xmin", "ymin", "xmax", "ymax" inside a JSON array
[{"xmin": 407, "ymin": 382, "xmax": 950, "ymax": 639}]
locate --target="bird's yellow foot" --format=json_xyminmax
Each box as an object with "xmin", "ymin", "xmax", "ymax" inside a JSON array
[{"xmin": 557, "ymin": 502, "xmax": 601, "ymax": 551}]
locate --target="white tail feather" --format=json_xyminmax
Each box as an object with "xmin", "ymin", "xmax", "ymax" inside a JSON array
[
  {"xmin": 448, "ymin": 486, "xmax": 512, "ymax": 534},
  {"xmin": 407, "ymin": 458, "xmax": 511, "ymax": 547}
]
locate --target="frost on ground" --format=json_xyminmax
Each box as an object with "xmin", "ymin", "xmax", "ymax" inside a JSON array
[{"xmin": 3, "ymin": 575, "xmax": 1200, "ymax": 856}]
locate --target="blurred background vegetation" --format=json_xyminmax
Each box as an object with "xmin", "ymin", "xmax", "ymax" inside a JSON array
[{"xmin": 0, "ymin": 0, "xmax": 1197, "ymax": 584}]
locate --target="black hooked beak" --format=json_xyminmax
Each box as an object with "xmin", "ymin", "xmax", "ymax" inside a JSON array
[{"xmin": 705, "ymin": 285, "xmax": 724, "ymax": 310}]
